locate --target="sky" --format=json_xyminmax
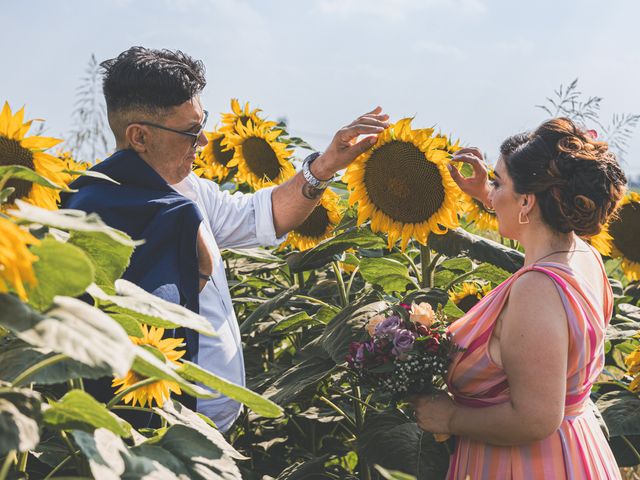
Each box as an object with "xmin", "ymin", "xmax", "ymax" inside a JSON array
[{"xmin": 3, "ymin": 0, "xmax": 640, "ymax": 175}]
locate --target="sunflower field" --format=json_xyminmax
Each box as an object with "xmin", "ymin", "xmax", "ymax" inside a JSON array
[{"xmin": 1, "ymin": 96, "xmax": 640, "ymax": 480}]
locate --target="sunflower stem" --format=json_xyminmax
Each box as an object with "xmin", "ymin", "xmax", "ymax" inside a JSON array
[
  {"xmin": 44, "ymin": 450, "xmax": 80, "ymax": 480},
  {"xmin": 621, "ymin": 435, "xmax": 640, "ymax": 464},
  {"xmin": 0, "ymin": 451, "xmax": 15, "ymax": 480},
  {"xmin": 332, "ymin": 261, "xmax": 348, "ymax": 307},
  {"xmin": 294, "ymin": 295, "xmax": 336, "ymax": 310},
  {"xmin": 345, "ymin": 266, "xmax": 360, "ymax": 301},
  {"xmin": 111, "ymin": 405, "xmax": 155, "ymax": 414},
  {"xmin": 319, "ymin": 396, "xmax": 357, "ymax": 430},
  {"xmin": 420, "ymin": 244, "xmax": 432, "ymax": 289},
  {"xmin": 106, "ymin": 377, "xmax": 158, "ymax": 409},
  {"xmin": 12, "ymin": 353, "xmax": 68, "ymax": 387},
  {"xmin": 444, "ymin": 270, "xmax": 476, "ymax": 292},
  {"xmin": 402, "ymin": 251, "xmax": 421, "ymax": 281},
  {"xmin": 296, "ymin": 271, "xmax": 305, "ymax": 289},
  {"xmin": 350, "ymin": 382, "xmax": 371, "ymax": 480}
]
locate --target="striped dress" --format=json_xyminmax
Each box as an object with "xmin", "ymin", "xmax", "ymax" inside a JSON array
[{"xmin": 445, "ymin": 257, "xmax": 620, "ymax": 479}]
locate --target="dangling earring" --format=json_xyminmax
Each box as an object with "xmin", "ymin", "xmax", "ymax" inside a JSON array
[{"xmin": 518, "ymin": 211, "xmax": 530, "ymax": 225}]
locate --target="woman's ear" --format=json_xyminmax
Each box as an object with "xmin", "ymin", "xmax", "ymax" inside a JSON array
[
  {"xmin": 521, "ymin": 193, "xmax": 537, "ymax": 215},
  {"xmin": 125, "ymin": 124, "xmax": 148, "ymax": 153}
]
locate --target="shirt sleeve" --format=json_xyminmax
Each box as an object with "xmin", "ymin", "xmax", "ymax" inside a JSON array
[{"xmin": 198, "ymin": 178, "xmax": 287, "ymax": 249}]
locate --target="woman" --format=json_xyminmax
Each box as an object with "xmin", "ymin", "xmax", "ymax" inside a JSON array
[{"xmin": 411, "ymin": 118, "xmax": 627, "ymax": 478}]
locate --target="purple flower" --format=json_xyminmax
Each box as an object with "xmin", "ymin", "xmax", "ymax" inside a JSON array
[
  {"xmin": 355, "ymin": 339, "xmax": 375, "ymax": 364},
  {"xmin": 375, "ymin": 315, "xmax": 402, "ymax": 337},
  {"xmin": 392, "ymin": 329, "xmax": 415, "ymax": 356}
]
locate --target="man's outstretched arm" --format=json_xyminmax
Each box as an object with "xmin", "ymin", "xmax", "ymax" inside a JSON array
[{"xmin": 271, "ymin": 107, "xmax": 389, "ymax": 238}]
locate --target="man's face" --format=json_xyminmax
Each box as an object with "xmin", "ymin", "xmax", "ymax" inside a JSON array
[{"xmin": 145, "ymin": 97, "xmax": 208, "ymax": 184}]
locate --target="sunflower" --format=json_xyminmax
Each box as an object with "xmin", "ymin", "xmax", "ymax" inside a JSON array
[
  {"xmin": 591, "ymin": 192, "xmax": 640, "ymax": 280},
  {"xmin": 280, "ymin": 189, "xmax": 344, "ymax": 251},
  {"xmin": 220, "ymin": 98, "xmax": 276, "ymax": 136},
  {"xmin": 193, "ymin": 129, "xmax": 235, "ymax": 181},
  {"xmin": 56, "ymin": 150, "xmax": 92, "ymax": 184},
  {"xmin": 225, "ymin": 120, "xmax": 295, "ymax": 190},
  {"xmin": 112, "ymin": 325, "xmax": 185, "ymax": 408},
  {"xmin": 461, "ymin": 194, "xmax": 498, "ymax": 231},
  {"xmin": 625, "ymin": 344, "xmax": 640, "ymax": 392},
  {"xmin": 0, "ymin": 217, "xmax": 39, "ymax": 300},
  {"xmin": 449, "ymin": 282, "xmax": 492, "ymax": 313},
  {"xmin": 0, "ymin": 102, "xmax": 68, "ymax": 210},
  {"xmin": 342, "ymin": 118, "xmax": 461, "ymax": 251}
]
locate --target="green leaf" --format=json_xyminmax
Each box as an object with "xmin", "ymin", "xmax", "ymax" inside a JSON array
[
  {"xmin": 288, "ymin": 228, "xmax": 386, "ymax": 272},
  {"xmin": 472, "ymin": 263, "xmax": 510, "ymax": 285},
  {"xmin": 429, "ymin": 228, "xmax": 524, "ymax": 273},
  {"xmin": 9, "ymin": 199, "xmax": 139, "ymax": 246},
  {"xmin": 439, "ymin": 257, "xmax": 473, "ymax": 272},
  {"xmin": 26, "ymin": 237, "xmax": 95, "ymax": 311},
  {"xmin": 239, "ymin": 286, "xmax": 298, "ymax": 334},
  {"xmin": 321, "ymin": 299, "xmax": 388, "ymax": 364},
  {"xmin": 143, "ymin": 424, "xmax": 242, "ymax": 479},
  {"xmin": 359, "ymin": 411, "xmax": 450, "ymax": 479},
  {"xmin": 607, "ymin": 319, "xmax": 640, "ymax": 342},
  {"xmin": 154, "ymin": 400, "xmax": 246, "ymax": 460},
  {"xmin": 62, "ymin": 169, "xmax": 119, "ymax": 184},
  {"xmin": 177, "ymin": 361, "xmax": 283, "ymax": 418},
  {"xmin": 270, "ymin": 311, "xmax": 321, "ymax": 334},
  {"xmin": 263, "ymin": 356, "xmax": 336, "ymax": 405},
  {"xmin": 375, "ymin": 465, "xmax": 417, "ymax": 480},
  {"xmin": 595, "ymin": 390, "xmax": 640, "ymax": 467},
  {"xmin": 359, "ymin": 257, "xmax": 415, "ymax": 294},
  {"xmin": 69, "ymin": 231, "xmax": 133, "ymax": 288},
  {"xmin": 0, "ymin": 165, "xmax": 67, "ymax": 190},
  {"xmin": 0, "ymin": 295, "xmax": 135, "ymax": 377},
  {"xmin": 0, "ymin": 386, "xmax": 42, "ymax": 455},
  {"xmin": 131, "ymin": 346, "xmax": 214, "ymax": 400},
  {"xmin": 0, "ymin": 343, "xmax": 112, "ymax": 384},
  {"xmin": 72, "ymin": 429, "xmax": 128, "ymax": 479},
  {"xmin": 43, "ymin": 390, "xmax": 131, "ymax": 437},
  {"xmin": 443, "ymin": 300, "xmax": 466, "ymax": 319},
  {"xmin": 88, "ymin": 280, "xmax": 215, "ymax": 337}
]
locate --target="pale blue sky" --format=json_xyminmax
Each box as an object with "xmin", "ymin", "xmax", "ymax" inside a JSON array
[{"xmin": 3, "ymin": 0, "xmax": 639, "ymax": 174}]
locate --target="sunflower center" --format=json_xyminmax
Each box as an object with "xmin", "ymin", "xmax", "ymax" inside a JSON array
[
  {"xmin": 295, "ymin": 204, "xmax": 330, "ymax": 238},
  {"xmin": 364, "ymin": 141, "xmax": 445, "ymax": 223},
  {"xmin": 0, "ymin": 136, "xmax": 35, "ymax": 202},
  {"xmin": 212, "ymin": 137, "xmax": 234, "ymax": 167},
  {"xmin": 610, "ymin": 201, "xmax": 640, "ymax": 263},
  {"xmin": 457, "ymin": 294, "xmax": 480, "ymax": 312},
  {"xmin": 243, "ymin": 137, "xmax": 281, "ymax": 181}
]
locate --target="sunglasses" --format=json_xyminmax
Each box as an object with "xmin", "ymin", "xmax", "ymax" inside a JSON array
[{"xmin": 130, "ymin": 110, "xmax": 209, "ymax": 148}]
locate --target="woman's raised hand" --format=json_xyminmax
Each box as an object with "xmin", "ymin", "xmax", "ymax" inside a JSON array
[{"xmin": 447, "ymin": 147, "xmax": 492, "ymax": 208}]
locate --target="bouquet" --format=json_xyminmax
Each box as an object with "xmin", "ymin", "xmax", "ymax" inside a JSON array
[{"xmin": 346, "ymin": 301, "xmax": 460, "ymax": 401}]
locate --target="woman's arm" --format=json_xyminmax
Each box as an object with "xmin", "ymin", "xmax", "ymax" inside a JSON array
[{"xmin": 413, "ymin": 271, "xmax": 569, "ymax": 446}]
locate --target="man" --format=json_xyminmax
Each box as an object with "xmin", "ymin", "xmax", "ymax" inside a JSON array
[{"xmin": 63, "ymin": 46, "xmax": 388, "ymax": 431}]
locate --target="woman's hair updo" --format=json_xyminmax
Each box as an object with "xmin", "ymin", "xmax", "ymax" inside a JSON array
[{"xmin": 499, "ymin": 117, "xmax": 627, "ymax": 236}]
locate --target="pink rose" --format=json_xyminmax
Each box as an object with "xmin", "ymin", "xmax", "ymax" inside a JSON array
[{"xmin": 409, "ymin": 302, "xmax": 435, "ymax": 328}]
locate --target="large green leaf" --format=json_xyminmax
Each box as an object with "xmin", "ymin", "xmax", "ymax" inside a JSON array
[
  {"xmin": 88, "ymin": 281, "xmax": 215, "ymax": 337},
  {"xmin": 8, "ymin": 199, "xmax": 139, "ymax": 246},
  {"xmin": 72, "ymin": 429, "xmax": 128, "ymax": 480},
  {"xmin": 0, "ymin": 165, "xmax": 66, "ymax": 190},
  {"xmin": 270, "ymin": 311, "xmax": 321, "ymax": 335},
  {"xmin": 43, "ymin": 390, "xmax": 131, "ymax": 437},
  {"xmin": 321, "ymin": 299, "xmax": 388, "ymax": 364},
  {"xmin": 429, "ymin": 228, "xmax": 524, "ymax": 273},
  {"xmin": 596, "ymin": 390, "xmax": 640, "ymax": 467},
  {"xmin": 144, "ymin": 424, "xmax": 242, "ymax": 479},
  {"xmin": 131, "ymin": 346, "xmax": 214, "ymax": 400},
  {"xmin": 0, "ymin": 386, "xmax": 42, "ymax": 455},
  {"xmin": 0, "ymin": 342, "xmax": 112, "ymax": 384},
  {"xmin": 154, "ymin": 400, "xmax": 246, "ymax": 460},
  {"xmin": 239, "ymin": 286, "xmax": 298, "ymax": 334},
  {"xmin": 0, "ymin": 295, "xmax": 134, "ymax": 378},
  {"xmin": 288, "ymin": 228, "xmax": 386, "ymax": 273},
  {"xmin": 359, "ymin": 257, "xmax": 416, "ymax": 294},
  {"xmin": 69, "ymin": 231, "xmax": 133, "ymax": 288},
  {"xmin": 359, "ymin": 411, "xmax": 450, "ymax": 479},
  {"xmin": 177, "ymin": 361, "xmax": 283, "ymax": 418},
  {"xmin": 263, "ymin": 356, "xmax": 337, "ymax": 405},
  {"xmin": 26, "ymin": 237, "xmax": 95, "ymax": 311},
  {"xmin": 472, "ymin": 263, "xmax": 510, "ymax": 285}
]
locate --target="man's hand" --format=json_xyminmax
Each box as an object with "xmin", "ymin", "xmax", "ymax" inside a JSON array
[{"xmin": 310, "ymin": 106, "xmax": 389, "ymax": 180}]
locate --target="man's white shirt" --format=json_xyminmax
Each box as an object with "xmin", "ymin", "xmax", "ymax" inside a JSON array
[{"xmin": 171, "ymin": 172, "xmax": 284, "ymax": 431}]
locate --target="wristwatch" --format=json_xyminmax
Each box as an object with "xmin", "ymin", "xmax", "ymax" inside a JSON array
[{"xmin": 302, "ymin": 152, "xmax": 333, "ymax": 190}]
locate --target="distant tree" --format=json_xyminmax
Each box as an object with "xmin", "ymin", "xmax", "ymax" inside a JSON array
[
  {"xmin": 537, "ymin": 78, "xmax": 639, "ymax": 164},
  {"xmin": 67, "ymin": 53, "xmax": 111, "ymax": 162}
]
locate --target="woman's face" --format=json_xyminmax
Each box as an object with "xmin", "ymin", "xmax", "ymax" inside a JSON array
[{"xmin": 489, "ymin": 156, "xmax": 524, "ymax": 240}]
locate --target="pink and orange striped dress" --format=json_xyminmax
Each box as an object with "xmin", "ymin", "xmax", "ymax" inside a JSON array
[{"xmin": 445, "ymin": 257, "xmax": 620, "ymax": 479}]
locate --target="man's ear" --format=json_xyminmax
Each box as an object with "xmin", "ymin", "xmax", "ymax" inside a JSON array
[{"xmin": 125, "ymin": 124, "xmax": 148, "ymax": 153}]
